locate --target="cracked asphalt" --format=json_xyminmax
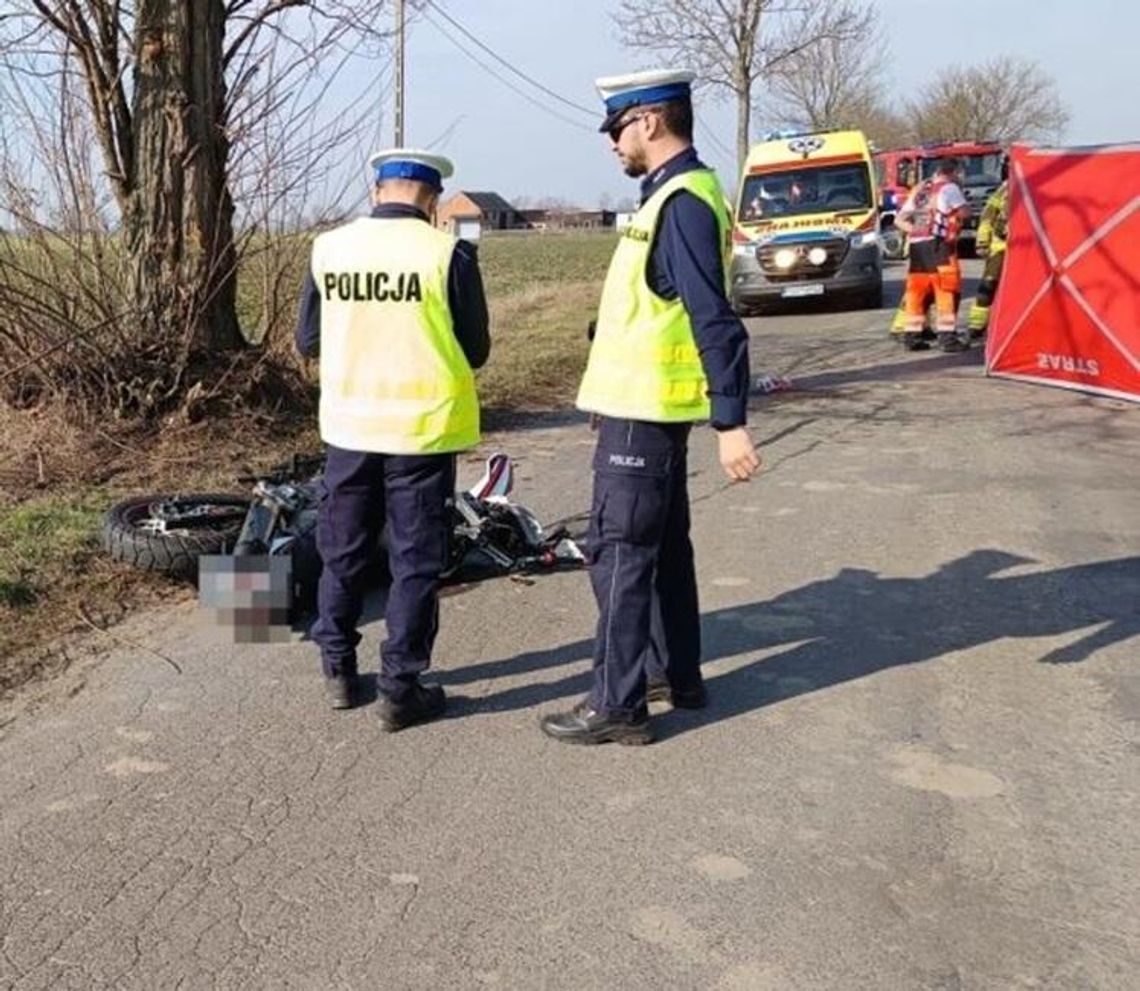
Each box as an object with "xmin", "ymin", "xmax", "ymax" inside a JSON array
[{"xmin": 1, "ymin": 261, "xmax": 1138, "ymax": 990}]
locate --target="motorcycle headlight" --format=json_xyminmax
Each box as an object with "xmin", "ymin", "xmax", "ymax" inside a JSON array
[
  {"xmin": 774, "ymin": 247, "xmax": 797, "ymax": 269},
  {"xmin": 849, "ymin": 229, "xmax": 879, "ymax": 249}
]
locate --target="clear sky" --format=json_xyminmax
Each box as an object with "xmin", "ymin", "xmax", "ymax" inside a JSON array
[{"xmin": 381, "ymin": 0, "xmax": 1138, "ymax": 209}]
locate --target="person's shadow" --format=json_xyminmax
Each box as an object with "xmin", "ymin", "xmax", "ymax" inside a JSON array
[{"xmin": 438, "ymin": 549, "xmax": 1140, "ymax": 738}]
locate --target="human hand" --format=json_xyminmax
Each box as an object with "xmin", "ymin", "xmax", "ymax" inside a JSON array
[{"xmin": 718, "ymin": 427, "xmax": 761, "ymax": 481}]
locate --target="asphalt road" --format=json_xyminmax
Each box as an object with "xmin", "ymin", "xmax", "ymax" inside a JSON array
[{"xmin": 2, "ymin": 260, "xmax": 1138, "ymax": 990}]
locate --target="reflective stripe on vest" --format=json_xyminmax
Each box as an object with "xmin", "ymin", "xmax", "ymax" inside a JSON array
[
  {"xmin": 311, "ymin": 217, "xmax": 479, "ymax": 454},
  {"xmin": 979, "ymin": 182, "xmax": 1009, "ymax": 252},
  {"xmin": 576, "ymin": 168, "xmax": 729, "ymax": 422}
]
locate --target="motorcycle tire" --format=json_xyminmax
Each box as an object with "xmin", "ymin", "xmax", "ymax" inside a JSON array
[{"xmin": 102, "ymin": 493, "xmax": 249, "ymax": 580}]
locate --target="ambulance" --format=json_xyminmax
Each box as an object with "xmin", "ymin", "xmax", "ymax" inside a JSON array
[{"xmin": 730, "ymin": 129, "xmax": 883, "ymax": 314}]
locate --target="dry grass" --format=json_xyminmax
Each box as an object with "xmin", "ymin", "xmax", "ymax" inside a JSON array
[
  {"xmin": 0, "ymin": 231, "xmax": 616, "ymax": 696},
  {"xmin": 476, "ymin": 231, "xmax": 613, "ymax": 416},
  {"xmin": 480, "ymin": 281, "xmax": 597, "ymax": 412},
  {"xmin": 0, "ymin": 405, "xmax": 321, "ymax": 692}
]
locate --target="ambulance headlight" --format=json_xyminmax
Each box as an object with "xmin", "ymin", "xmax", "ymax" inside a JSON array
[
  {"xmin": 849, "ymin": 229, "xmax": 879, "ymax": 249},
  {"xmin": 807, "ymin": 246, "xmax": 828, "ymax": 266},
  {"xmin": 732, "ymin": 243, "xmax": 755, "ymax": 257},
  {"xmin": 774, "ymin": 248, "xmax": 797, "ymax": 269}
]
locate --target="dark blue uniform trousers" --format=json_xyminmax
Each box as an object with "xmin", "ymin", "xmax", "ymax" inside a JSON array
[
  {"xmin": 311, "ymin": 444, "xmax": 455, "ymax": 701},
  {"xmin": 586, "ymin": 417, "xmax": 702, "ymax": 718}
]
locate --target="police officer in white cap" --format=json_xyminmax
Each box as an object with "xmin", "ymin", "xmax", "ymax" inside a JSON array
[
  {"xmin": 539, "ymin": 70, "xmax": 761, "ymax": 745},
  {"xmin": 296, "ymin": 149, "xmax": 490, "ymax": 730}
]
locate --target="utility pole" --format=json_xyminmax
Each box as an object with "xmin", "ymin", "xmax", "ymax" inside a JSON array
[{"xmin": 394, "ymin": 0, "xmax": 406, "ymax": 146}]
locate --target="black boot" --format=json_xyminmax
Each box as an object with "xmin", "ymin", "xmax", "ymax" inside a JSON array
[
  {"xmin": 539, "ymin": 701, "xmax": 652, "ymax": 745},
  {"xmin": 938, "ymin": 332, "xmax": 968, "ymax": 352},
  {"xmin": 901, "ymin": 333, "xmax": 930, "ymax": 352},
  {"xmin": 377, "ymin": 682, "xmax": 446, "ymax": 732},
  {"xmin": 647, "ymin": 678, "xmax": 709, "ymax": 709},
  {"xmin": 324, "ymin": 668, "xmax": 365, "ymax": 710}
]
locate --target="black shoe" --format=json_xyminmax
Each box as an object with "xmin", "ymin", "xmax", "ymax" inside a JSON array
[
  {"xmin": 901, "ymin": 333, "xmax": 930, "ymax": 352},
  {"xmin": 938, "ymin": 332, "xmax": 968, "ymax": 352},
  {"xmin": 324, "ymin": 672, "xmax": 365, "ymax": 710},
  {"xmin": 968, "ymin": 328, "xmax": 987, "ymax": 342},
  {"xmin": 647, "ymin": 679, "xmax": 709, "ymax": 710},
  {"xmin": 539, "ymin": 702, "xmax": 652, "ymax": 746},
  {"xmin": 377, "ymin": 682, "xmax": 446, "ymax": 732}
]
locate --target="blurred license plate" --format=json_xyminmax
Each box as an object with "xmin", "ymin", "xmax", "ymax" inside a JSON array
[{"xmin": 782, "ymin": 284, "xmax": 824, "ymax": 298}]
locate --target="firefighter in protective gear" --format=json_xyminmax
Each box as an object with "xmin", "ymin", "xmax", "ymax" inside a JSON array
[
  {"xmin": 295, "ymin": 149, "xmax": 490, "ymax": 729},
  {"xmin": 892, "ymin": 158, "xmax": 971, "ymax": 352},
  {"xmin": 967, "ymin": 167, "xmax": 1009, "ymax": 338},
  {"xmin": 539, "ymin": 69, "xmax": 760, "ymax": 747}
]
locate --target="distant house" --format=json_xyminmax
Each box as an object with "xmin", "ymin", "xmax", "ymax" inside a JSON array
[
  {"xmin": 436, "ymin": 191, "xmax": 528, "ymax": 239},
  {"xmin": 517, "ymin": 208, "xmax": 616, "ymax": 231},
  {"xmin": 517, "ymin": 208, "xmax": 552, "ymax": 230},
  {"xmin": 560, "ymin": 209, "xmax": 615, "ymax": 230}
]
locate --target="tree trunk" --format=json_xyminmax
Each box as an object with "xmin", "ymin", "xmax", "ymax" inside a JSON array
[
  {"xmin": 129, "ymin": 0, "xmax": 242, "ymax": 384},
  {"xmin": 736, "ymin": 81, "xmax": 752, "ymax": 174}
]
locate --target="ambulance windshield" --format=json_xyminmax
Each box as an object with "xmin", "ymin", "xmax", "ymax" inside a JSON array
[{"xmin": 739, "ymin": 162, "xmax": 873, "ymax": 221}]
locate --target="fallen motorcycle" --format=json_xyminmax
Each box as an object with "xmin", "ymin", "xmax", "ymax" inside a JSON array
[{"xmin": 101, "ymin": 452, "xmax": 586, "ymax": 625}]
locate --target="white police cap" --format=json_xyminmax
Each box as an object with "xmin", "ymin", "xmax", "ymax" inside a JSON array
[
  {"xmin": 594, "ymin": 68, "xmax": 696, "ymax": 132},
  {"xmin": 367, "ymin": 148, "xmax": 454, "ymax": 191}
]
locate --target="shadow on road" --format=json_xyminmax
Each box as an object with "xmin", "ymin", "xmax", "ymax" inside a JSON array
[
  {"xmin": 482, "ymin": 408, "xmax": 587, "ymax": 433},
  {"xmin": 440, "ymin": 550, "xmax": 1140, "ymax": 738},
  {"xmin": 775, "ymin": 347, "xmax": 984, "ymax": 394}
]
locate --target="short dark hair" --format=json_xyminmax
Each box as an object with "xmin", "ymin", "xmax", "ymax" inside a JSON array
[{"xmin": 647, "ymin": 98, "xmax": 694, "ymax": 142}]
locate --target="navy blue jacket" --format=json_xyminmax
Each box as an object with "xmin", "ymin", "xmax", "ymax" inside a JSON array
[
  {"xmin": 642, "ymin": 147, "xmax": 750, "ymax": 429},
  {"xmin": 295, "ymin": 203, "xmax": 490, "ymax": 369}
]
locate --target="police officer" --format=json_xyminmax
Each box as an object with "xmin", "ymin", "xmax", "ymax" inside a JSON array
[
  {"xmin": 966, "ymin": 157, "xmax": 1010, "ymax": 339},
  {"xmin": 295, "ymin": 149, "xmax": 490, "ymax": 730},
  {"xmin": 539, "ymin": 69, "xmax": 761, "ymax": 746},
  {"xmin": 892, "ymin": 157, "xmax": 971, "ymax": 353}
]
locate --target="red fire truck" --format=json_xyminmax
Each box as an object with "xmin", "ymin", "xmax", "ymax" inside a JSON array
[{"xmin": 874, "ymin": 139, "xmax": 1004, "ymax": 258}]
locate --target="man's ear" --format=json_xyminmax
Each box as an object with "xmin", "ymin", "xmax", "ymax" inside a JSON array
[{"xmin": 645, "ymin": 109, "xmax": 667, "ymax": 140}]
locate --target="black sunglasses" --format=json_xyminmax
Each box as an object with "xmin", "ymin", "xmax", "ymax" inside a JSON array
[{"xmin": 606, "ymin": 113, "xmax": 648, "ymax": 142}]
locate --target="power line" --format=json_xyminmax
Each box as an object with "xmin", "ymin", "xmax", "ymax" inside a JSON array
[
  {"xmin": 425, "ymin": 114, "xmax": 465, "ymax": 152},
  {"xmin": 420, "ymin": 8, "xmax": 594, "ymax": 133},
  {"xmin": 422, "ymin": 0, "xmax": 596, "ymax": 118}
]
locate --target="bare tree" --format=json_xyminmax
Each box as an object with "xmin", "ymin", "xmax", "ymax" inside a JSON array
[
  {"xmin": 612, "ymin": 0, "xmax": 875, "ymax": 169},
  {"xmin": 854, "ymin": 103, "xmax": 912, "ymax": 151},
  {"xmin": 906, "ymin": 56, "xmax": 1069, "ymax": 144},
  {"xmin": 764, "ymin": 0, "xmax": 886, "ymax": 132},
  {"xmin": 0, "ymin": 1, "xmax": 396, "ymax": 417}
]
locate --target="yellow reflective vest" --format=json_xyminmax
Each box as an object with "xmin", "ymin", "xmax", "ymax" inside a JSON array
[
  {"xmin": 976, "ymin": 181, "xmax": 1009, "ymax": 255},
  {"xmin": 310, "ymin": 217, "xmax": 479, "ymax": 454},
  {"xmin": 577, "ymin": 168, "xmax": 730, "ymax": 422}
]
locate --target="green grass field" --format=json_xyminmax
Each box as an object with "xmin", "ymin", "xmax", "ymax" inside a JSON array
[
  {"xmin": 477, "ymin": 231, "xmax": 615, "ymax": 412},
  {"xmin": 478, "ymin": 230, "xmax": 616, "ymax": 295}
]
